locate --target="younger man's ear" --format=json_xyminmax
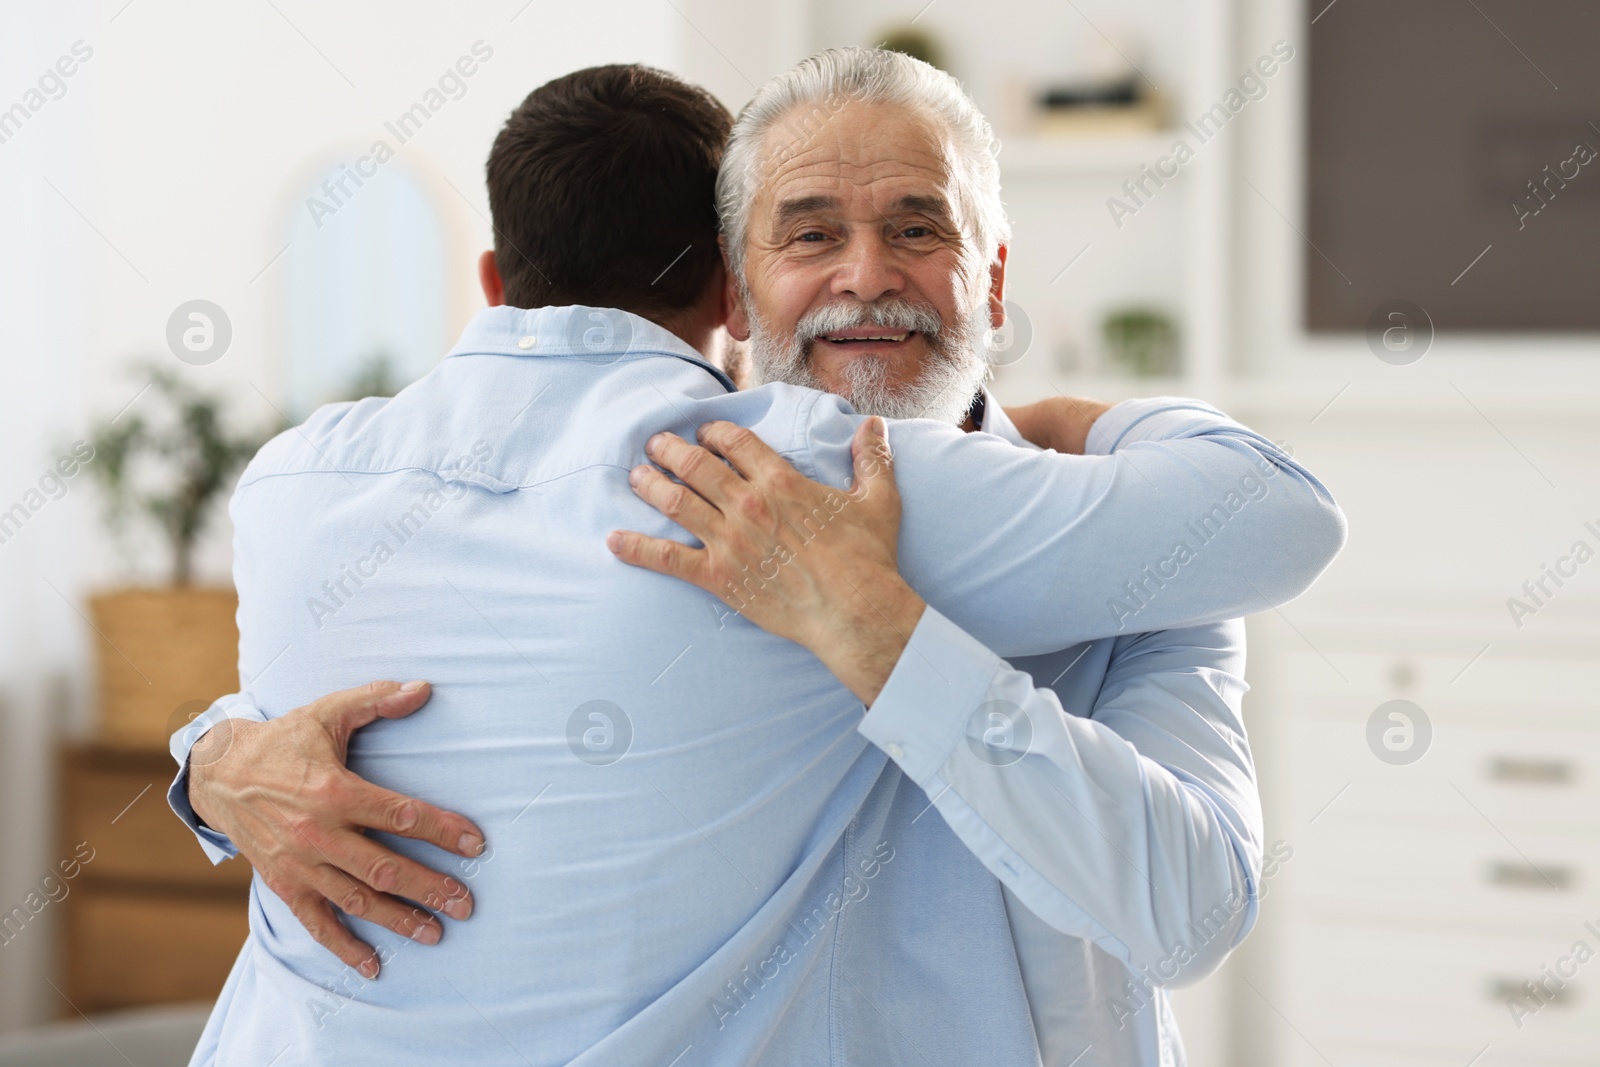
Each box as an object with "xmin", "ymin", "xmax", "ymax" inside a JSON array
[
  {"xmin": 478, "ymin": 250, "xmax": 505, "ymax": 308},
  {"xmin": 719, "ymin": 237, "xmax": 751, "ymax": 341}
]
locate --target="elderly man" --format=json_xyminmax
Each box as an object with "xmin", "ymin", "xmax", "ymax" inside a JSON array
[{"xmin": 173, "ymin": 52, "xmax": 1342, "ymax": 1065}]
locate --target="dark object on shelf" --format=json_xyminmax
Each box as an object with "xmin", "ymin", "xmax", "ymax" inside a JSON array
[
  {"xmin": 1039, "ymin": 78, "xmax": 1140, "ymax": 110},
  {"xmin": 1031, "ymin": 81, "xmax": 1165, "ymax": 135}
]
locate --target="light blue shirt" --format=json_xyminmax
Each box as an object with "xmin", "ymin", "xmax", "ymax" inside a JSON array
[{"xmin": 169, "ymin": 304, "xmax": 1343, "ymax": 1066}]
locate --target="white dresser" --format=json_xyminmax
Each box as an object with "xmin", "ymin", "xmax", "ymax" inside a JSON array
[{"xmin": 1270, "ymin": 620, "xmax": 1600, "ymax": 1066}]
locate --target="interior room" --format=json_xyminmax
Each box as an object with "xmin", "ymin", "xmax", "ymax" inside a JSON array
[{"xmin": 2, "ymin": 0, "xmax": 1595, "ymax": 1063}]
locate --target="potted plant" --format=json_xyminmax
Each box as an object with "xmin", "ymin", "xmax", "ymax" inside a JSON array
[
  {"xmin": 82, "ymin": 366, "xmax": 273, "ymax": 748},
  {"xmin": 1101, "ymin": 307, "xmax": 1180, "ymax": 378}
]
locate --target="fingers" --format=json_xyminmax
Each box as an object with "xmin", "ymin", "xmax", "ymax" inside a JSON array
[
  {"xmin": 298, "ymin": 858, "xmax": 447, "ymax": 949},
  {"xmin": 297, "ymin": 686, "xmax": 485, "ymax": 861},
  {"xmin": 345, "ymin": 775, "xmax": 484, "ymax": 867},
  {"xmin": 271, "ymin": 849, "xmax": 473, "ymax": 980},
  {"xmin": 273, "ymin": 881, "xmax": 381, "ymax": 978},
  {"xmin": 351, "ymin": 839, "xmax": 471, "ymax": 924},
  {"xmin": 848, "ymin": 416, "xmax": 895, "ymax": 502},
  {"xmin": 644, "ymin": 432, "xmax": 744, "ymax": 510},
  {"xmin": 306, "ymin": 680, "xmax": 432, "ymax": 745},
  {"xmin": 696, "ymin": 421, "xmax": 796, "ymax": 484},
  {"xmin": 606, "ymin": 530, "xmax": 712, "ymax": 589},
  {"xmin": 628, "ymin": 464, "xmax": 721, "ymax": 539}
]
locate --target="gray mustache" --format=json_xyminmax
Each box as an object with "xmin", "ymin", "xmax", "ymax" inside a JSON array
[{"xmin": 795, "ymin": 299, "xmax": 943, "ymax": 344}]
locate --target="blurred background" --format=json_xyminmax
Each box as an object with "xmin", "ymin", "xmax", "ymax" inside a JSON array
[{"xmin": 2, "ymin": 0, "xmax": 1597, "ymax": 1063}]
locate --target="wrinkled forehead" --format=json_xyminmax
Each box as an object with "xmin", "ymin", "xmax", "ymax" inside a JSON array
[{"xmin": 750, "ymin": 100, "xmax": 961, "ymax": 226}]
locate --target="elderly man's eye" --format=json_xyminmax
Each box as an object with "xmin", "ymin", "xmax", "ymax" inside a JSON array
[
  {"xmin": 901, "ymin": 226, "xmax": 933, "ymax": 239},
  {"xmin": 797, "ymin": 231, "xmax": 828, "ymax": 242}
]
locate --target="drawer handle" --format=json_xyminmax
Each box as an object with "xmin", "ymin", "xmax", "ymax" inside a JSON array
[
  {"xmin": 1488, "ymin": 860, "xmax": 1575, "ymax": 891},
  {"xmin": 1489, "ymin": 757, "xmax": 1575, "ymax": 785},
  {"xmin": 1488, "ymin": 978, "xmax": 1576, "ymax": 1008}
]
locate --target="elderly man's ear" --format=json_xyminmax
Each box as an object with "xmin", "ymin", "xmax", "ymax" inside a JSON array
[
  {"xmin": 720, "ymin": 237, "xmax": 752, "ymax": 343},
  {"xmin": 988, "ymin": 244, "xmax": 1009, "ymax": 330}
]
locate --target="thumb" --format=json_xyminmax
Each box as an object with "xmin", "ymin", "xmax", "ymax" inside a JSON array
[
  {"xmin": 848, "ymin": 416, "xmax": 896, "ymax": 504},
  {"xmin": 308, "ymin": 680, "xmax": 432, "ymax": 742}
]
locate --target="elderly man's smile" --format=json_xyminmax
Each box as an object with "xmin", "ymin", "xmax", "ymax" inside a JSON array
[
  {"xmin": 808, "ymin": 328, "xmax": 933, "ymax": 390},
  {"xmin": 812, "ymin": 326, "xmax": 922, "ymax": 358},
  {"xmin": 817, "ymin": 327, "xmax": 914, "ymax": 344}
]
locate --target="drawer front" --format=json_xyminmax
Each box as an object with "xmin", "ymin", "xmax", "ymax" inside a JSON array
[
  {"xmin": 1289, "ymin": 717, "xmax": 1600, "ymax": 832},
  {"xmin": 1285, "ymin": 647, "xmax": 1600, "ymax": 725},
  {"xmin": 65, "ymin": 891, "xmax": 250, "ymax": 1013},
  {"xmin": 63, "ymin": 763, "xmax": 253, "ymax": 889},
  {"xmin": 1283, "ymin": 919, "xmax": 1600, "ymax": 1059},
  {"xmin": 1286, "ymin": 819, "xmax": 1600, "ymax": 926}
]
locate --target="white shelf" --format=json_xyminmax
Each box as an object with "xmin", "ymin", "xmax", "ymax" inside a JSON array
[{"xmin": 997, "ymin": 132, "xmax": 1181, "ymax": 177}]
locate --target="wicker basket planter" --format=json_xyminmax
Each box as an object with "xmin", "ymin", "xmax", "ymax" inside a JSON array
[{"xmin": 88, "ymin": 587, "xmax": 239, "ymax": 749}]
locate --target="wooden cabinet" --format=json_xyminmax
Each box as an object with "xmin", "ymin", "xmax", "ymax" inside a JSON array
[{"xmin": 56, "ymin": 744, "xmax": 252, "ymax": 1016}]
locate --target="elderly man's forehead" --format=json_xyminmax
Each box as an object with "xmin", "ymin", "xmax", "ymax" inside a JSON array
[{"xmin": 755, "ymin": 99, "xmax": 955, "ymax": 193}]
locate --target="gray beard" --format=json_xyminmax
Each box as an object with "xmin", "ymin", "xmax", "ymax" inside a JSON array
[{"xmin": 746, "ymin": 296, "xmax": 992, "ymax": 426}]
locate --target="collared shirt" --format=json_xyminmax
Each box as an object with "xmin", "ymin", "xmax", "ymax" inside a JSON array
[
  {"xmin": 851, "ymin": 397, "xmax": 1255, "ymax": 1066},
  {"xmin": 170, "ymin": 305, "xmax": 1343, "ymax": 1066}
]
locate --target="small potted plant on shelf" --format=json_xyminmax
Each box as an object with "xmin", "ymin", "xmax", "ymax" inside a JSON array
[
  {"xmin": 83, "ymin": 366, "xmax": 272, "ymax": 748},
  {"xmin": 1101, "ymin": 306, "xmax": 1180, "ymax": 378}
]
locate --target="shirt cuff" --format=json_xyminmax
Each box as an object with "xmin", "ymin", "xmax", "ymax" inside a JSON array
[
  {"xmin": 1084, "ymin": 397, "xmax": 1234, "ymax": 455},
  {"xmin": 858, "ymin": 606, "xmax": 1001, "ymax": 785},
  {"xmin": 166, "ymin": 698, "xmax": 268, "ymax": 864}
]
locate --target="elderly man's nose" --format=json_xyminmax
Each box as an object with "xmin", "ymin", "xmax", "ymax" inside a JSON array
[{"xmin": 831, "ymin": 238, "xmax": 903, "ymax": 303}]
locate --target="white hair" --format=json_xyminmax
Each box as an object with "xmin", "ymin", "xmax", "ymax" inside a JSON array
[{"xmin": 716, "ymin": 46, "xmax": 1011, "ymax": 283}]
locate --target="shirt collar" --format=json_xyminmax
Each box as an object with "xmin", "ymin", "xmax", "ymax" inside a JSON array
[
  {"xmin": 445, "ymin": 304, "xmax": 737, "ymax": 393},
  {"xmin": 974, "ymin": 386, "xmax": 1027, "ymax": 447}
]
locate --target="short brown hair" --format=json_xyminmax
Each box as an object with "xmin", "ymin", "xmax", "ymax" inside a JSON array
[{"xmin": 485, "ymin": 65, "xmax": 732, "ymax": 319}]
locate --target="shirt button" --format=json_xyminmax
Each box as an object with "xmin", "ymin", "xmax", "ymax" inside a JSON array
[
  {"xmin": 884, "ymin": 743, "xmax": 905, "ymax": 760},
  {"xmin": 517, "ymin": 335, "xmax": 537, "ymax": 349}
]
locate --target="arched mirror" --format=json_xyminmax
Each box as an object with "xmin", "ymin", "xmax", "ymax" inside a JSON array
[{"xmin": 280, "ymin": 159, "xmax": 448, "ymax": 417}]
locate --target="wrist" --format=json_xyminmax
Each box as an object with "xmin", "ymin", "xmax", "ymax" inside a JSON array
[
  {"xmin": 814, "ymin": 576, "xmax": 926, "ymax": 705},
  {"xmin": 1002, "ymin": 401, "xmax": 1048, "ymax": 450},
  {"xmin": 187, "ymin": 756, "xmax": 218, "ymax": 831},
  {"xmin": 186, "ymin": 719, "xmax": 244, "ymax": 831},
  {"xmin": 1005, "ymin": 396, "xmax": 1113, "ymax": 454},
  {"xmin": 1050, "ymin": 395, "xmax": 1114, "ymax": 454}
]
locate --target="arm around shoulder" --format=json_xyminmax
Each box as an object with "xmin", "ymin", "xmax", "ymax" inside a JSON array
[{"xmin": 802, "ymin": 394, "xmax": 1346, "ymax": 654}]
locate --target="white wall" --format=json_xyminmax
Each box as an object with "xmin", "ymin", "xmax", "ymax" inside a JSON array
[
  {"xmin": 0, "ymin": 0, "xmax": 687, "ymax": 1031},
  {"xmin": 0, "ymin": 0, "xmax": 92, "ymax": 1034}
]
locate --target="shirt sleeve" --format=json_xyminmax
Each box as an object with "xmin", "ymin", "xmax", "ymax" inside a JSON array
[
  {"xmin": 166, "ymin": 692, "xmax": 270, "ymax": 863},
  {"xmin": 797, "ymin": 393, "xmax": 1346, "ymax": 657},
  {"xmin": 858, "ymin": 608, "xmax": 1260, "ymax": 984}
]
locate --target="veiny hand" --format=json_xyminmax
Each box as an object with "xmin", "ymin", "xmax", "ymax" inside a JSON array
[
  {"xmin": 606, "ymin": 417, "xmax": 925, "ymax": 704},
  {"xmin": 188, "ymin": 680, "xmax": 485, "ymax": 978}
]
